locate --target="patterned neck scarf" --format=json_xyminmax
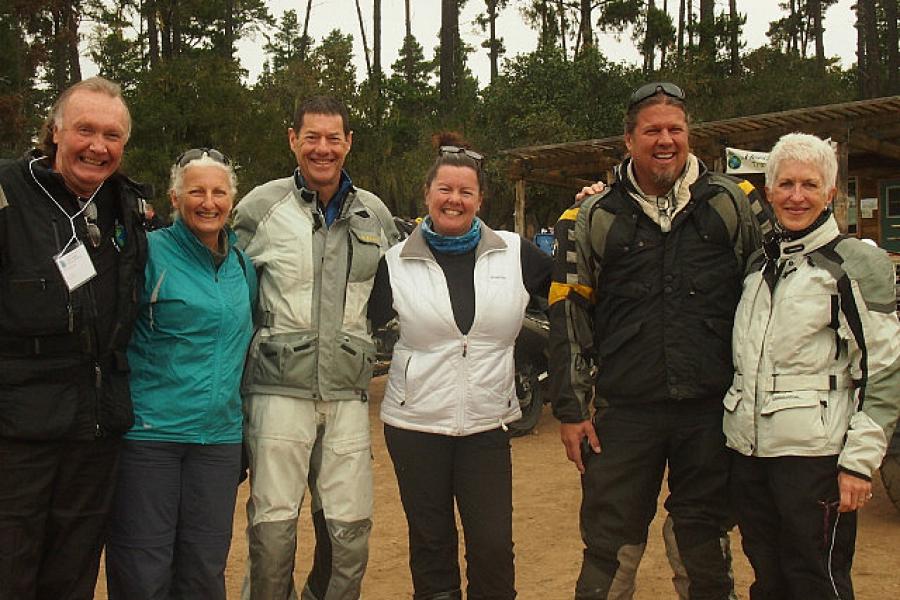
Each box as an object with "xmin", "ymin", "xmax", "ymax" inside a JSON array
[{"xmin": 420, "ymin": 216, "xmax": 482, "ymax": 255}]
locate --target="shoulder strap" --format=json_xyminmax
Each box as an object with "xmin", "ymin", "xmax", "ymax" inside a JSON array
[
  {"xmin": 809, "ymin": 237, "xmax": 869, "ymax": 407},
  {"xmin": 232, "ymin": 246, "xmax": 255, "ymax": 305}
]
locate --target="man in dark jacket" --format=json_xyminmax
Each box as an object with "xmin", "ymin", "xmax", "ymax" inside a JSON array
[
  {"xmin": 548, "ymin": 83, "xmax": 761, "ymax": 599},
  {"xmin": 0, "ymin": 76, "xmax": 148, "ymax": 599}
]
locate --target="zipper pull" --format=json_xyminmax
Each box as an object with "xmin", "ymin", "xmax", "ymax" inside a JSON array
[
  {"xmin": 462, "ymin": 341, "xmax": 467, "ymax": 357},
  {"xmin": 67, "ymin": 303, "xmax": 74, "ymax": 332},
  {"xmin": 94, "ymin": 363, "xmax": 102, "ymax": 388},
  {"xmin": 499, "ymin": 418, "xmax": 508, "ymax": 432}
]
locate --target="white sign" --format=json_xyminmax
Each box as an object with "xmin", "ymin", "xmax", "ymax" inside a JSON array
[
  {"xmin": 725, "ymin": 147, "xmax": 769, "ymax": 174},
  {"xmin": 860, "ymin": 197, "xmax": 878, "ymax": 219}
]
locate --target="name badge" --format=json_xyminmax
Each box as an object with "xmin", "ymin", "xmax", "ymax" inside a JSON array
[{"xmin": 54, "ymin": 242, "xmax": 97, "ymax": 291}]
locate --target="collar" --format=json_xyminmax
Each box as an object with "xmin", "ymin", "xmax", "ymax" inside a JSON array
[
  {"xmin": 170, "ymin": 216, "xmax": 237, "ymax": 262},
  {"xmin": 401, "ymin": 221, "xmax": 507, "ymax": 261},
  {"xmin": 623, "ymin": 153, "xmax": 701, "ymax": 232},
  {"xmin": 778, "ymin": 213, "xmax": 840, "ymax": 258},
  {"xmin": 293, "ymin": 169, "xmax": 354, "ymax": 227}
]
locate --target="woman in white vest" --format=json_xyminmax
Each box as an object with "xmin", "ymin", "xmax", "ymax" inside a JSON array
[{"xmin": 368, "ymin": 133, "xmax": 552, "ymax": 600}]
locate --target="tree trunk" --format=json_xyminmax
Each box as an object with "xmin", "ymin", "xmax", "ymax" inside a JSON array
[
  {"xmin": 374, "ymin": 0, "xmax": 382, "ymax": 90},
  {"xmin": 354, "ymin": 0, "xmax": 372, "ymax": 79},
  {"xmin": 687, "ymin": 0, "xmax": 694, "ymax": 57},
  {"xmin": 728, "ymin": 0, "xmax": 739, "ymax": 75},
  {"xmin": 677, "ymin": 0, "xmax": 685, "ymax": 58},
  {"xmin": 855, "ymin": 2, "xmax": 866, "ymax": 98},
  {"xmin": 489, "ymin": 0, "xmax": 499, "ymax": 84},
  {"xmin": 643, "ymin": 0, "xmax": 656, "ymax": 73},
  {"xmin": 222, "ymin": 0, "xmax": 235, "ymax": 59},
  {"xmin": 440, "ymin": 0, "xmax": 459, "ymax": 104},
  {"xmin": 557, "ymin": 0, "xmax": 567, "ymax": 58},
  {"xmin": 863, "ymin": 0, "xmax": 881, "ymax": 96},
  {"xmin": 63, "ymin": 2, "xmax": 81, "ymax": 83},
  {"xmin": 145, "ymin": 0, "xmax": 159, "ymax": 68},
  {"xmin": 301, "ymin": 0, "xmax": 313, "ymax": 59},
  {"xmin": 885, "ymin": 0, "xmax": 899, "ymax": 94},
  {"xmin": 405, "ymin": 0, "xmax": 411, "ymax": 38},
  {"xmin": 660, "ymin": 0, "xmax": 668, "ymax": 66},
  {"xmin": 580, "ymin": 0, "xmax": 592, "ymax": 51},
  {"xmin": 698, "ymin": 0, "xmax": 714, "ymax": 60},
  {"xmin": 810, "ymin": 0, "xmax": 824, "ymax": 72}
]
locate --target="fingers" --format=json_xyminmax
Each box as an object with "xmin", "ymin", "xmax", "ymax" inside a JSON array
[{"xmin": 837, "ymin": 471, "xmax": 873, "ymax": 512}]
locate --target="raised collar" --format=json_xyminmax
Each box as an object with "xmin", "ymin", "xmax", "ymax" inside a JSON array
[{"xmin": 779, "ymin": 213, "xmax": 841, "ymax": 258}]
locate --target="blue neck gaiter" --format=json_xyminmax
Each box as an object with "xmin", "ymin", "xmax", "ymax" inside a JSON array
[{"xmin": 421, "ymin": 216, "xmax": 482, "ymax": 255}]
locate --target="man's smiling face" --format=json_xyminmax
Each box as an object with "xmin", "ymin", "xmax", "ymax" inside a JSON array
[
  {"xmin": 624, "ymin": 102, "xmax": 690, "ymax": 196},
  {"xmin": 52, "ymin": 89, "xmax": 129, "ymax": 197},
  {"xmin": 289, "ymin": 112, "xmax": 352, "ymax": 196}
]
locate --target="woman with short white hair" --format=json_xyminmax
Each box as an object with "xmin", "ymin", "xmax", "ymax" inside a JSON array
[
  {"xmin": 105, "ymin": 148, "xmax": 256, "ymax": 599},
  {"xmin": 723, "ymin": 133, "xmax": 900, "ymax": 598}
]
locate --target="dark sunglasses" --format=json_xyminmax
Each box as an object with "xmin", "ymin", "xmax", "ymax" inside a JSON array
[
  {"xmin": 439, "ymin": 145, "xmax": 484, "ymax": 165},
  {"xmin": 83, "ymin": 201, "xmax": 101, "ymax": 249},
  {"xmin": 628, "ymin": 82, "xmax": 685, "ymax": 109},
  {"xmin": 174, "ymin": 147, "xmax": 231, "ymax": 168}
]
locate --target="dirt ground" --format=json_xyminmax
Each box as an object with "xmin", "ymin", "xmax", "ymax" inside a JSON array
[{"xmin": 95, "ymin": 375, "xmax": 900, "ymax": 599}]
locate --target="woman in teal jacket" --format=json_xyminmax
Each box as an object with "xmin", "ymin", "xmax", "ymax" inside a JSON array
[{"xmin": 105, "ymin": 148, "xmax": 256, "ymax": 600}]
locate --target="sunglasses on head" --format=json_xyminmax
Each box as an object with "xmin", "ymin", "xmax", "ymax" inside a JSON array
[
  {"xmin": 174, "ymin": 148, "xmax": 231, "ymax": 168},
  {"xmin": 628, "ymin": 82, "xmax": 685, "ymax": 109},
  {"xmin": 439, "ymin": 145, "xmax": 484, "ymax": 165}
]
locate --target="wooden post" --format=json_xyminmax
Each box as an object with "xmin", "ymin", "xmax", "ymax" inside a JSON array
[
  {"xmin": 834, "ymin": 137, "xmax": 850, "ymax": 234},
  {"xmin": 515, "ymin": 179, "xmax": 526, "ymax": 235}
]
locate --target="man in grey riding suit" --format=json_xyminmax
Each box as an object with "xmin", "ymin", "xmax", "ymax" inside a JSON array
[{"xmin": 234, "ymin": 95, "xmax": 399, "ymax": 600}]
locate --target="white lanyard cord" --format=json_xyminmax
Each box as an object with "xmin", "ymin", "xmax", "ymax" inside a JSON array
[{"xmin": 28, "ymin": 157, "xmax": 101, "ymax": 255}]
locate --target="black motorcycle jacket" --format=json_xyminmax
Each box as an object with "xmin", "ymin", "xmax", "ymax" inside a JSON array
[{"xmin": 0, "ymin": 153, "xmax": 149, "ymax": 440}]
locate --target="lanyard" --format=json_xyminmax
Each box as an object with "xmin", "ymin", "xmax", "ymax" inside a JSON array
[{"xmin": 28, "ymin": 157, "xmax": 101, "ymax": 255}]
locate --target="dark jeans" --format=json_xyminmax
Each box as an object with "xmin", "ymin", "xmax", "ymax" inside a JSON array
[
  {"xmin": 0, "ymin": 435, "xmax": 121, "ymax": 600},
  {"xmin": 730, "ymin": 452, "xmax": 856, "ymax": 600},
  {"xmin": 577, "ymin": 402, "xmax": 732, "ymax": 600},
  {"xmin": 384, "ymin": 424, "xmax": 516, "ymax": 600},
  {"xmin": 105, "ymin": 440, "xmax": 242, "ymax": 600}
]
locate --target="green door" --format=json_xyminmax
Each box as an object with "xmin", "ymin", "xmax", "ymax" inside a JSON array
[{"xmin": 881, "ymin": 180, "xmax": 900, "ymax": 253}]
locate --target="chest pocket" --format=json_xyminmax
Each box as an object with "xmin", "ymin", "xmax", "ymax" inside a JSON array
[
  {"xmin": 347, "ymin": 214, "xmax": 383, "ymax": 282},
  {"xmin": 146, "ymin": 270, "xmax": 200, "ymax": 336}
]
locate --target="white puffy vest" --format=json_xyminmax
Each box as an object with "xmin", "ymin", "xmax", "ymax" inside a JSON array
[{"xmin": 381, "ymin": 227, "xmax": 529, "ymax": 436}]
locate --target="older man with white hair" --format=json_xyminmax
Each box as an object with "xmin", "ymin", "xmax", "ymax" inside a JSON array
[{"xmin": 0, "ymin": 76, "xmax": 149, "ymax": 599}]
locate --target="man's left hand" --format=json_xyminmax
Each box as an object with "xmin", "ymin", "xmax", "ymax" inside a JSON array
[{"xmin": 838, "ymin": 471, "xmax": 873, "ymax": 512}]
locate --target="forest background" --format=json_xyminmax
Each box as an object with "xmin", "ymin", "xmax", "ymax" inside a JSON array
[{"xmin": 2, "ymin": 0, "xmax": 899, "ymax": 229}]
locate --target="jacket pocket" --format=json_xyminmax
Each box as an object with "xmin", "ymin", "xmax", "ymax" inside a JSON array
[
  {"xmin": 722, "ymin": 375, "xmax": 752, "ymax": 453},
  {"xmin": 249, "ymin": 332, "xmax": 318, "ymax": 392},
  {"xmin": 330, "ymin": 332, "xmax": 376, "ymax": 391},
  {"xmin": 758, "ymin": 390, "xmax": 828, "ymax": 454},
  {"xmin": 0, "ymin": 358, "xmax": 81, "ymax": 439},
  {"xmin": 0, "ymin": 277, "xmax": 72, "ymax": 335},
  {"xmin": 347, "ymin": 223, "xmax": 382, "ymax": 283}
]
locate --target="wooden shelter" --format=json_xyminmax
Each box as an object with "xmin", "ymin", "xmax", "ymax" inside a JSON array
[{"xmin": 503, "ymin": 96, "xmax": 900, "ymax": 253}]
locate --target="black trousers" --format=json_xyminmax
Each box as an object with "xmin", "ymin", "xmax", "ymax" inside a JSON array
[
  {"xmin": 576, "ymin": 402, "xmax": 732, "ymax": 600},
  {"xmin": 384, "ymin": 424, "xmax": 516, "ymax": 600},
  {"xmin": 730, "ymin": 453, "xmax": 856, "ymax": 600},
  {"xmin": 0, "ymin": 435, "xmax": 121, "ymax": 600}
]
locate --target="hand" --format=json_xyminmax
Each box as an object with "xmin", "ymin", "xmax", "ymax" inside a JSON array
[
  {"xmin": 838, "ymin": 471, "xmax": 873, "ymax": 512},
  {"xmin": 560, "ymin": 420, "xmax": 601, "ymax": 474},
  {"xmin": 574, "ymin": 181, "xmax": 607, "ymax": 204}
]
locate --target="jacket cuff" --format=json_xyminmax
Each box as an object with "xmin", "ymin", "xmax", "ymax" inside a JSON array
[{"xmin": 838, "ymin": 466, "xmax": 871, "ymax": 482}]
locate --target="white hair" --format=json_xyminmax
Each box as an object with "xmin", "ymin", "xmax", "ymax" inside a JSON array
[
  {"xmin": 168, "ymin": 154, "xmax": 238, "ymax": 199},
  {"xmin": 765, "ymin": 133, "xmax": 837, "ymax": 190}
]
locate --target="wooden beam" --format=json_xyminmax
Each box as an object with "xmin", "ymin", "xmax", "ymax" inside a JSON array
[
  {"xmin": 849, "ymin": 132, "xmax": 900, "ymax": 162},
  {"xmin": 514, "ymin": 179, "xmax": 525, "ymax": 235},
  {"xmin": 834, "ymin": 137, "xmax": 850, "ymax": 233},
  {"xmin": 517, "ymin": 172, "xmax": 596, "ymax": 190}
]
